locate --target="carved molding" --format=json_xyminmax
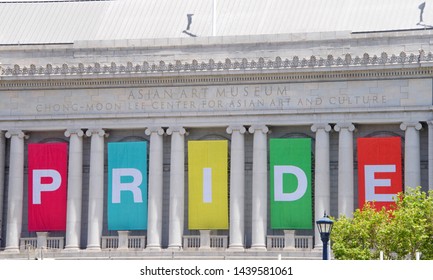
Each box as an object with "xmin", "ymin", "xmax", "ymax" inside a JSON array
[
  {"xmin": 85, "ymin": 128, "xmax": 107, "ymax": 137},
  {"xmin": 65, "ymin": 129, "xmax": 84, "ymax": 138},
  {"xmin": 166, "ymin": 126, "xmax": 187, "ymax": 136},
  {"xmin": 1, "ymin": 51, "xmax": 431, "ymax": 78},
  {"xmin": 145, "ymin": 127, "xmax": 165, "ymax": 136},
  {"xmin": 400, "ymin": 122, "xmax": 422, "ymax": 131},
  {"xmin": 248, "ymin": 125, "xmax": 269, "ymax": 134},
  {"xmin": 334, "ymin": 123, "xmax": 356, "ymax": 132},
  {"xmin": 226, "ymin": 125, "xmax": 247, "ymax": 135},
  {"xmin": 311, "ymin": 124, "xmax": 332, "ymax": 133}
]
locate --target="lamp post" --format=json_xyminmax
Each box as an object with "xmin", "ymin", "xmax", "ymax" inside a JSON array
[{"xmin": 316, "ymin": 212, "xmax": 334, "ymax": 260}]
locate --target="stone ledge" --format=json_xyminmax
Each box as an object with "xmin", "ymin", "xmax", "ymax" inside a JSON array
[
  {"xmin": 2, "ymin": 50, "xmax": 432, "ymax": 78},
  {"xmin": 0, "ymin": 248, "xmax": 322, "ymax": 260}
]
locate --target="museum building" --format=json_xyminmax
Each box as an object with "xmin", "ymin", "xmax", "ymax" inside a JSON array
[{"xmin": 1, "ymin": 0, "xmax": 433, "ymax": 259}]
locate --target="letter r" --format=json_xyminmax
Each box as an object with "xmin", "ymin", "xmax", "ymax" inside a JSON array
[{"xmin": 112, "ymin": 168, "xmax": 143, "ymax": 203}]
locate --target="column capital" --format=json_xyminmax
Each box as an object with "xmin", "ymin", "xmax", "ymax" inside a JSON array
[
  {"xmin": 226, "ymin": 125, "xmax": 247, "ymax": 134},
  {"xmin": 65, "ymin": 129, "xmax": 84, "ymax": 138},
  {"xmin": 311, "ymin": 123, "xmax": 331, "ymax": 133},
  {"xmin": 5, "ymin": 130, "xmax": 28, "ymax": 139},
  {"xmin": 145, "ymin": 127, "xmax": 165, "ymax": 136},
  {"xmin": 400, "ymin": 122, "xmax": 422, "ymax": 131},
  {"xmin": 248, "ymin": 125, "xmax": 269, "ymax": 134},
  {"xmin": 428, "ymin": 120, "xmax": 433, "ymax": 126},
  {"xmin": 85, "ymin": 128, "xmax": 106, "ymax": 137},
  {"xmin": 166, "ymin": 126, "xmax": 187, "ymax": 136},
  {"xmin": 334, "ymin": 123, "xmax": 355, "ymax": 132}
]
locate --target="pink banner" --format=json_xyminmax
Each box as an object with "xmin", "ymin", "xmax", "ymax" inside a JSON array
[{"xmin": 28, "ymin": 143, "xmax": 68, "ymax": 231}]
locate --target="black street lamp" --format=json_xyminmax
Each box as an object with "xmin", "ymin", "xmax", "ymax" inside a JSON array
[{"xmin": 316, "ymin": 212, "xmax": 334, "ymax": 260}]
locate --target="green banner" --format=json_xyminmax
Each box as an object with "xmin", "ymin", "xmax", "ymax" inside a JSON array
[{"xmin": 270, "ymin": 138, "xmax": 312, "ymax": 229}]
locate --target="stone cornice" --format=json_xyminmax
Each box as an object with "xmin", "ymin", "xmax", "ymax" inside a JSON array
[
  {"xmin": 1, "ymin": 51, "xmax": 432, "ymax": 76},
  {"xmin": 2, "ymin": 51, "xmax": 433, "ymax": 89}
]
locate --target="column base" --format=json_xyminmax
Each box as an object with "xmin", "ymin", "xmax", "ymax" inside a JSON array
[
  {"xmin": 4, "ymin": 247, "xmax": 20, "ymax": 253},
  {"xmin": 63, "ymin": 246, "xmax": 80, "ymax": 252},
  {"xmin": 86, "ymin": 245, "xmax": 102, "ymax": 251},
  {"xmin": 167, "ymin": 245, "xmax": 183, "ymax": 251},
  {"xmin": 249, "ymin": 245, "xmax": 267, "ymax": 251},
  {"xmin": 145, "ymin": 245, "xmax": 162, "ymax": 252},
  {"xmin": 227, "ymin": 244, "xmax": 245, "ymax": 252}
]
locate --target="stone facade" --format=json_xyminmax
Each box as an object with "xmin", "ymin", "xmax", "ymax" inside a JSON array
[{"xmin": 1, "ymin": 30, "xmax": 433, "ymax": 257}]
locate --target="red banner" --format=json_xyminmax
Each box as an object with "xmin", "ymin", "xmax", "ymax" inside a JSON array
[
  {"xmin": 28, "ymin": 143, "xmax": 68, "ymax": 231},
  {"xmin": 357, "ymin": 137, "xmax": 402, "ymax": 211}
]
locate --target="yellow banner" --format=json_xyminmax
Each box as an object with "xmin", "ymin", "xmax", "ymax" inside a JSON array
[{"xmin": 188, "ymin": 140, "xmax": 228, "ymax": 229}]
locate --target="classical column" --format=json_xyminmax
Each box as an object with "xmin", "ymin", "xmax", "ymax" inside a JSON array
[
  {"xmin": 249, "ymin": 124, "xmax": 269, "ymax": 251},
  {"xmin": 0, "ymin": 131, "xmax": 5, "ymax": 244},
  {"xmin": 4, "ymin": 130, "xmax": 27, "ymax": 252},
  {"xmin": 145, "ymin": 127, "xmax": 165, "ymax": 251},
  {"xmin": 429, "ymin": 121, "xmax": 433, "ymax": 191},
  {"xmin": 227, "ymin": 125, "xmax": 246, "ymax": 251},
  {"xmin": 64, "ymin": 129, "xmax": 84, "ymax": 251},
  {"xmin": 400, "ymin": 122, "xmax": 422, "ymax": 188},
  {"xmin": 167, "ymin": 126, "xmax": 187, "ymax": 250},
  {"xmin": 334, "ymin": 123, "xmax": 355, "ymax": 218},
  {"xmin": 85, "ymin": 128, "xmax": 106, "ymax": 251},
  {"xmin": 311, "ymin": 124, "xmax": 331, "ymax": 248}
]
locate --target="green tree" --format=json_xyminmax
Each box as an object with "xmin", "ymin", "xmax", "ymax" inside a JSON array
[
  {"xmin": 380, "ymin": 187, "xmax": 433, "ymax": 259},
  {"xmin": 331, "ymin": 202, "xmax": 388, "ymax": 260},
  {"xmin": 331, "ymin": 187, "xmax": 433, "ymax": 260}
]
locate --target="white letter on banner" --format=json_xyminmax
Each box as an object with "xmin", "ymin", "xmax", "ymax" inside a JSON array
[
  {"xmin": 274, "ymin": 165, "xmax": 307, "ymax": 201},
  {"xmin": 32, "ymin": 169, "xmax": 61, "ymax": 205},
  {"xmin": 203, "ymin": 168, "xmax": 212, "ymax": 203},
  {"xmin": 365, "ymin": 165, "xmax": 396, "ymax": 202},
  {"xmin": 112, "ymin": 168, "xmax": 143, "ymax": 204}
]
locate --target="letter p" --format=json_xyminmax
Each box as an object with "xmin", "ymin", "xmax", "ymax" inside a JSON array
[{"xmin": 32, "ymin": 169, "xmax": 62, "ymax": 204}]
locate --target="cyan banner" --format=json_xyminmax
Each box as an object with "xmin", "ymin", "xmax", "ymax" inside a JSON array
[{"xmin": 108, "ymin": 141, "xmax": 148, "ymax": 230}]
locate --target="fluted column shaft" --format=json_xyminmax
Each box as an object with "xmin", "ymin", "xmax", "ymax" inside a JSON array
[
  {"xmin": 227, "ymin": 125, "xmax": 246, "ymax": 250},
  {"xmin": 335, "ymin": 123, "xmax": 355, "ymax": 218},
  {"xmin": 167, "ymin": 126, "xmax": 187, "ymax": 250},
  {"xmin": 145, "ymin": 127, "xmax": 165, "ymax": 250},
  {"xmin": 64, "ymin": 129, "xmax": 84, "ymax": 251},
  {"xmin": 311, "ymin": 124, "xmax": 331, "ymax": 248},
  {"xmin": 5, "ymin": 130, "xmax": 27, "ymax": 252},
  {"xmin": 85, "ymin": 128, "xmax": 106, "ymax": 250},
  {"xmin": 401, "ymin": 122, "xmax": 422, "ymax": 188},
  {"xmin": 249, "ymin": 125, "xmax": 269, "ymax": 251}
]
